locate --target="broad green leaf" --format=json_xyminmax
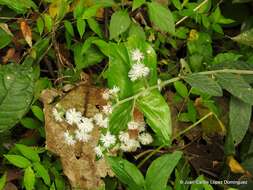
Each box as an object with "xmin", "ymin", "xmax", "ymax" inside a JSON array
[
  {"xmin": 64, "ymin": 20, "xmax": 74, "ymax": 37},
  {"xmin": 132, "ymin": 0, "xmax": 145, "ymax": 10},
  {"xmin": 21, "ymin": 117, "xmax": 41, "ymax": 129},
  {"xmin": 145, "ymin": 151, "xmax": 182, "ymax": 190},
  {"xmin": 36, "ymin": 17, "xmax": 44, "ymax": 36},
  {"xmin": 0, "ymin": 64, "xmax": 34, "ymax": 132},
  {"xmin": 0, "ymin": 0, "xmax": 37, "ymax": 13},
  {"xmin": 15, "ymin": 144, "xmax": 40, "ymax": 162},
  {"xmin": 174, "ymin": 81, "xmax": 188, "ymax": 98},
  {"xmin": 147, "ymin": 2, "xmax": 175, "ymax": 34},
  {"xmin": 229, "ymin": 97, "xmax": 251, "ymax": 145},
  {"xmin": 4, "ymin": 154, "xmax": 32, "ymax": 168},
  {"xmin": 24, "ymin": 167, "xmax": 35, "ymax": 190},
  {"xmin": 190, "ymin": 175, "xmax": 214, "ymax": 190},
  {"xmin": 107, "ymin": 156, "xmax": 145, "ymax": 190},
  {"xmin": 87, "ymin": 18, "xmax": 103, "ymax": 38},
  {"xmin": 137, "ymin": 90, "xmax": 172, "ymax": 145},
  {"xmin": 128, "ymin": 23, "xmax": 146, "ymax": 41},
  {"xmin": 31, "ymin": 105, "xmax": 44, "ymax": 122},
  {"xmin": 33, "ymin": 162, "xmax": 51, "ymax": 185},
  {"xmin": 232, "ymin": 28, "xmax": 253, "ymax": 47},
  {"xmin": 109, "ymin": 10, "xmax": 131, "ymax": 39},
  {"xmin": 0, "ymin": 172, "xmax": 6, "ymax": 190},
  {"xmin": 0, "ymin": 28, "xmax": 12, "ymax": 49},
  {"xmin": 184, "ymin": 74, "xmax": 223, "ymax": 96},
  {"xmin": 216, "ymin": 73, "xmax": 253, "ymax": 104},
  {"xmin": 77, "ymin": 18, "xmax": 86, "ymax": 38},
  {"xmin": 43, "ymin": 14, "xmax": 53, "ymax": 32}
]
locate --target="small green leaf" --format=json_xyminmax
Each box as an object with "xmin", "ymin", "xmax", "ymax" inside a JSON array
[
  {"xmin": 216, "ymin": 73, "xmax": 253, "ymax": 104},
  {"xmin": 87, "ymin": 18, "xmax": 103, "ymax": 38},
  {"xmin": 0, "ymin": 172, "xmax": 6, "ymax": 190},
  {"xmin": 171, "ymin": 0, "xmax": 182, "ymax": 10},
  {"xmin": 31, "ymin": 105, "xmax": 44, "ymax": 122},
  {"xmin": 132, "ymin": 0, "xmax": 145, "ymax": 10},
  {"xmin": 36, "ymin": 17, "xmax": 44, "ymax": 35},
  {"xmin": 173, "ymin": 81, "xmax": 188, "ymax": 98},
  {"xmin": 109, "ymin": 10, "xmax": 131, "ymax": 39},
  {"xmin": 21, "ymin": 117, "xmax": 41, "ymax": 129},
  {"xmin": 229, "ymin": 97, "xmax": 251, "ymax": 145},
  {"xmin": 0, "ymin": 28, "xmax": 12, "ymax": 49},
  {"xmin": 64, "ymin": 20, "xmax": 74, "ymax": 37},
  {"xmin": 15, "ymin": 144, "xmax": 40, "ymax": 162},
  {"xmin": 43, "ymin": 14, "xmax": 53, "ymax": 32},
  {"xmin": 107, "ymin": 156, "xmax": 145, "ymax": 190},
  {"xmin": 33, "ymin": 162, "xmax": 51, "ymax": 186},
  {"xmin": 0, "ymin": 0, "xmax": 37, "ymax": 14},
  {"xmin": 4, "ymin": 154, "xmax": 32, "ymax": 168},
  {"xmin": 147, "ymin": 2, "xmax": 175, "ymax": 34},
  {"xmin": 184, "ymin": 74, "xmax": 223, "ymax": 97},
  {"xmin": 232, "ymin": 28, "xmax": 253, "ymax": 47},
  {"xmin": 145, "ymin": 151, "xmax": 182, "ymax": 190},
  {"xmin": 24, "ymin": 167, "xmax": 35, "ymax": 190},
  {"xmin": 77, "ymin": 18, "xmax": 86, "ymax": 38}
]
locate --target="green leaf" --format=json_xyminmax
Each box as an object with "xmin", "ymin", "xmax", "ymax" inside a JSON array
[
  {"xmin": 171, "ymin": 0, "xmax": 182, "ymax": 10},
  {"xmin": 132, "ymin": 0, "xmax": 145, "ymax": 10},
  {"xmin": 0, "ymin": 64, "xmax": 34, "ymax": 133},
  {"xmin": 145, "ymin": 151, "xmax": 182, "ymax": 190},
  {"xmin": 82, "ymin": 2, "xmax": 113, "ymax": 19},
  {"xmin": 0, "ymin": 172, "xmax": 6, "ymax": 190},
  {"xmin": 184, "ymin": 74, "xmax": 223, "ymax": 96},
  {"xmin": 36, "ymin": 17, "xmax": 44, "ymax": 36},
  {"xmin": 4, "ymin": 154, "xmax": 32, "ymax": 168},
  {"xmin": 31, "ymin": 105, "xmax": 44, "ymax": 122},
  {"xmin": 109, "ymin": 10, "xmax": 131, "ymax": 39},
  {"xmin": 77, "ymin": 18, "xmax": 86, "ymax": 38},
  {"xmin": 232, "ymin": 28, "xmax": 253, "ymax": 47},
  {"xmin": 213, "ymin": 53, "xmax": 242, "ymax": 65},
  {"xmin": 0, "ymin": 28, "xmax": 12, "ymax": 49},
  {"xmin": 24, "ymin": 167, "xmax": 35, "ymax": 190},
  {"xmin": 15, "ymin": 144, "xmax": 40, "ymax": 162},
  {"xmin": 229, "ymin": 97, "xmax": 252, "ymax": 145},
  {"xmin": 43, "ymin": 14, "xmax": 53, "ymax": 32},
  {"xmin": 87, "ymin": 18, "xmax": 103, "ymax": 38},
  {"xmin": 147, "ymin": 2, "xmax": 175, "ymax": 34},
  {"xmin": 20, "ymin": 117, "xmax": 41, "ymax": 129},
  {"xmin": 107, "ymin": 156, "xmax": 145, "ymax": 190},
  {"xmin": 190, "ymin": 175, "xmax": 214, "ymax": 190},
  {"xmin": 33, "ymin": 162, "xmax": 50, "ymax": 186},
  {"xmin": 174, "ymin": 81, "xmax": 188, "ymax": 98},
  {"xmin": 64, "ymin": 20, "xmax": 74, "ymax": 37},
  {"xmin": 137, "ymin": 90, "xmax": 172, "ymax": 145},
  {"xmin": 0, "ymin": 0, "xmax": 37, "ymax": 14},
  {"xmin": 216, "ymin": 73, "xmax": 253, "ymax": 104}
]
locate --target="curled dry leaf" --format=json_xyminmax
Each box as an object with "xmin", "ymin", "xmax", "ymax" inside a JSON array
[
  {"xmin": 2, "ymin": 48, "xmax": 16, "ymax": 64},
  {"xmin": 41, "ymin": 84, "xmax": 113, "ymax": 190},
  {"xmin": 20, "ymin": 21, "xmax": 32, "ymax": 47}
]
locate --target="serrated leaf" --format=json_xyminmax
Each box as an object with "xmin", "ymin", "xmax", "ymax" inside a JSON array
[
  {"xmin": 147, "ymin": 2, "xmax": 175, "ymax": 34},
  {"xmin": 229, "ymin": 97, "xmax": 251, "ymax": 145},
  {"xmin": 4, "ymin": 154, "xmax": 32, "ymax": 168},
  {"xmin": 24, "ymin": 167, "xmax": 35, "ymax": 190},
  {"xmin": 137, "ymin": 90, "xmax": 172, "ymax": 145},
  {"xmin": 33, "ymin": 162, "xmax": 50, "ymax": 185},
  {"xmin": 145, "ymin": 151, "xmax": 182, "ymax": 190},
  {"xmin": 77, "ymin": 18, "xmax": 86, "ymax": 38},
  {"xmin": 0, "ymin": 64, "xmax": 34, "ymax": 132},
  {"xmin": 109, "ymin": 10, "xmax": 131, "ymax": 39},
  {"xmin": 15, "ymin": 144, "xmax": 40, "ymax": 162},
  {"xmin": 216, "ymin": 73, "xmax": 253, "ymax": 104},
  {"xmin": 232, "ymin": 28, "xmax": 253, "ymax": 47},
  {"xmin": 184, "ymin": 74, "xmax": 223, "ymax": 96},
  {"xmin": 107, "ymin": 156, "xmax": 145, "ymax": 190}
]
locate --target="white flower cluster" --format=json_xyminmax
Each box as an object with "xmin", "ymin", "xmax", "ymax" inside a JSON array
[
  {"xmin": 128, "ymin": 49, "xmax": 150, "ymax": 81},
  {"xmin": 102, "ymin": 86, "xmax": 120, "ymax": 100}
]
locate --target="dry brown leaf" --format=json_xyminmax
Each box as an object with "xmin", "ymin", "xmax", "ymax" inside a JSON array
[
  {"xmin": 20, "ymin": 21, "xmax": 32, "ymax": 47},
  {"xmin": 41, "ymin": 84, "xmax": 113, "ymax": 190},
  {"xmin": 2, "ymin": 48, "xmax": 15, "ymax": 64},
  {"xmin": 0, "ymin": 23, "xmax": 13, "ymax": 36}
]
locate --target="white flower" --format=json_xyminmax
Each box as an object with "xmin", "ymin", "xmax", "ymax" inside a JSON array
[
  {"xmin": 93, "ymin": 113, "xmax": 108, "ymax": 128},
  {"xmin": 131, "ymin": 49, "xmax": 144, "ymax": 63},
  {"xmin": 65, "ymin": 108, "xmax": 82, "ymax": 125},
  {"xmin": 100, "ymin": 132, "xmax": 116, "ymax": 148},
  {"xmin": 128, "ymin": 63, "xmax": 150, "ymax": 81},
  {"xmin": 102, "ymin": 90, "xmax": 110, "ymax": 100},
  {"xmin": 64, "ymin": 131, "xmax": 76, "ymax": 145},
  {"xmin": 102, "ymin": 104, "xmax": 113, "ymax": 115},
  {"xmin": 118, "ymin": 131, "xmax": 130, "ymax": 143},
  {"xmin": 138, "ymin": 122, "xmax": 146, "ymax": 132},
  {"xmin": 138, "ymin": 132, "xmax": 153, "ymax": 145},
  {"xmin": 120, "ymin": 139, "xmax": 140, "ymax": 152},
  {"xmin": 127, "ymin": 121, "xmax": 139, "ymax": 130},
  {"xmin": 94, "ymin": 146, "xmax": 103, "ymax": 158},
  {"xmin": 75, "ymin": 129, "xmax": 91, "ymax": 142},
  {"xmin": 77, "ymin": 117, "xmax": 94, "ymax": 133},
  {"xmin": 109, "ymin": 86, "xmax": 120, "ymax": 95},
  {"xmin": 52, "ymin": 108, "xmax": 63, "ymax": 122}
]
